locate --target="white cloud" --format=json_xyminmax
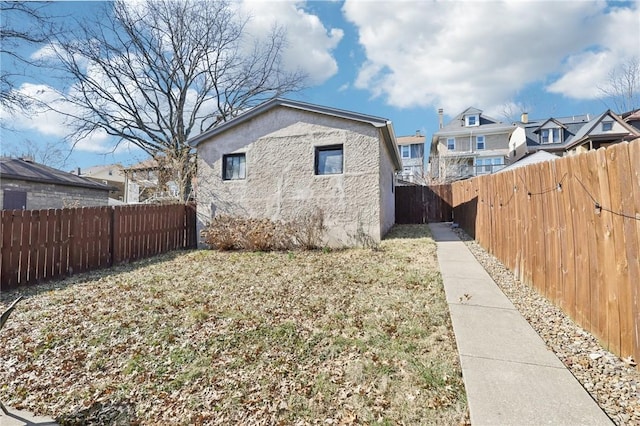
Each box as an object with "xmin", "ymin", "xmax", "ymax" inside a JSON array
[
  {"xmin": 5, "ymin": 83, "xmax": 123, "ymax": 154},
  {"xmin": 239, "ymin": 0, "xmax": 343, "ymax": 84},
  {"xmin": 342, "ymin": 0, "xmax": 638, "ymax": 114},
  {"xmin": 547, "ymin": 2, "xmax": 640, "ymax": 100},
  {"xmin": 546, "ymin": 50, "xmax": 610, "ymax": 99}
]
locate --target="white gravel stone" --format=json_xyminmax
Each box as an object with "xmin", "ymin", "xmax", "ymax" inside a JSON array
[{"xmin": 452, "ymin": 228, "xmax": 640, "ymax": 425}]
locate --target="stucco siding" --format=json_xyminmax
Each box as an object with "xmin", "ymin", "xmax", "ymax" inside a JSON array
[
  {"xmin": 196, "ymin": 107, "xmax": 387, "ymax": 247},
  {"xmin": 379, "ymin": 132, "xmax": 396, "ymax": 239},
  {"xmin": 1, "ymin": 179, "xmax": 109, "ymax": 210}
]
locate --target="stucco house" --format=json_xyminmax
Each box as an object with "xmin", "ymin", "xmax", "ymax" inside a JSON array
[
  {"xmin": 1, "ymin": 157, "xmax": 110, "ymax": 210},
  {"xmin": 71, "ymin": 163, "xmax": 125, "ymax": 202},
  {"xmin": 429, "ymin": 107, "xmax": 516, "ymax": 182},
  {"xmin": 189, "ymin": 98, "xmax": 402, "ymax": 247},
  {"xmin": 508, "ymin": 110, "xmax": 640, "ymax": 162}
]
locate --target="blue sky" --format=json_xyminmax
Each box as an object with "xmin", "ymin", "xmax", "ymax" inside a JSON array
[{"xmin": 1, "ymin": 0, "xmax": 639, "ymax": 171}]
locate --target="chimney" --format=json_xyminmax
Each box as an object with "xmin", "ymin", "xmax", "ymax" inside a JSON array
[
  {"xmin": 438, "ymin": 108, "xmax": 444, "ymax": 129},
  {"xmin": 77, "ymin": 167, "xmax": 81, "ymax": 175},
  {"xmin": 415, "ymin": 130, "xmax": 422, "ymax": 137},
  {"xmin": 521, "ymin": 112, "xmax": 528, "ymax": 124}
]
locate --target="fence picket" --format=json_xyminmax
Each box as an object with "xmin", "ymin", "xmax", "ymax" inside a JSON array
[
  {"xmin": 1, "ymin": 204, "xmax": 196, "ymax": 292},
  {"xmin": 415, "ymin": 140, "xmax": 639, "ymax": 367},
  {"xmin": 628, "ymin": 141, "xmax": 640, "ymax": 361}
]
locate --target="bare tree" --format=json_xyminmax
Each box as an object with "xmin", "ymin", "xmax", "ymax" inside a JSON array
[
  {"xmin": 5, "ymin": 138, "xmax": 68, "ymax": 169},
  {"xmin": 598, "ymin": 56, "xmax": 640, "ymax": 113},
  {"xmin": 44, "ymin": 0, "xmax": 306, "ymax": 202},
  {"xmin": 0, "ymin": 2, "xmax": 52, "ymax": 113}
]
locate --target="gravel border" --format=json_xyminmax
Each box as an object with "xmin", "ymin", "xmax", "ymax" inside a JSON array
[{"xmin": 452, "ymin": 228, "xmax": 640, "ymax": 425}]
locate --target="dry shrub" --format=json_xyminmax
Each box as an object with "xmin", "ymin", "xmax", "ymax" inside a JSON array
[
  {"xmin": 202, "ymin": 212, "xmax": 325, "ymax": 251},
  {"xmin": 290, "ymin": 209, "xmax": 326, "ymax": 250}
]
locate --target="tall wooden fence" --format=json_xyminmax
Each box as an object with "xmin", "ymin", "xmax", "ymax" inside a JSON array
[
  {"xmin": 396, "ymin": 185, "xmax": 453, "ymax": 223},
  {"xmin": 1, "ymin": 204, "xmax": 197, "ymax": 292},
  {"xmin": 449, "ymin": 140, "xmax": 639, "ymax": 365}
]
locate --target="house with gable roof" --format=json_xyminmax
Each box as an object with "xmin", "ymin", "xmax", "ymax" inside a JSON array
[
  {"xmin": 508, "ymin": 110, "xmax": 640, "ymax": 162},
  {"xmin": 429, "ymin": 107, "xmax": 517, "ymax": 182},
  {"xmin": 189, "ymin": 98, "xmax": 402, "ymax": 247}
]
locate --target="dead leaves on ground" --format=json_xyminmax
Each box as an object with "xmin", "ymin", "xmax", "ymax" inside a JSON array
[{"xmin": 0, "ymin": 225, "xmax": 466, "ymax": 424}]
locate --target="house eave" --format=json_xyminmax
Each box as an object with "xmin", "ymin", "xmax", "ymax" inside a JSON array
[
  {"xmin": 188, "ymin": 98, "xmax": 394, "ymax": 148},
  {"xmin": 433, "ymin": 125, "xmax": 516, "ymax": 138},
  {"xmin": 1, "ymin": 174, "xmax": 112, "ymax": 191},
  {"xmin": 380, "ymin": 122, "xmax": 402, "ymax": 171}
]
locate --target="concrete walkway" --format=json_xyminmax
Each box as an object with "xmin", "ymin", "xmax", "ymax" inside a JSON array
[
  {"xmin": 0, "ymin": 406, "xmax": 57, "ymax": 426},
  {"xmin": 428, "ymin": 223, "xmax": 613, "ymax": 426}
]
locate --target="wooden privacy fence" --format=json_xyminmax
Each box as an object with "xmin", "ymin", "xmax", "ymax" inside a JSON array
[
  {"xmin": 396, "ymin": 185, "xmax": 453, "ymax": 223},
  {"xmin": 1, "ymin": 204, "xmax": 197, "ymax": 292},
  {"xmin": 450, "ymin": 140, "xmax": 640, "ymax": 366}
]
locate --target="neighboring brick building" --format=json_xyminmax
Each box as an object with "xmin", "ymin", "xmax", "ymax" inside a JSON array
[{"xmin": 1, "ymin": 157, "xmax": 110, "ymax": 210}]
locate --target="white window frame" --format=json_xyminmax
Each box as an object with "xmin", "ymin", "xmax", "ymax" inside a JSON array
[
  {"xmin": 446, "ymin": 137, "xmax": 455, "ymax": 150},
  {"xmin": 541, "ymin": 127, "xmax": 561, "ymax": 144},
  {"xmin": 465, "ymin": 114, "xmax": 479, "ymax": 127},
  {"xmin": 476, "ymin": 135, "xmax": 485, "ymax": 150},
  {"xmin": 400, "ymin": 145, "xmax": 411, "ymax": 159},
  {"xmin": 541, "ymin": 129, "xmax": 549, "ymax": 143}
]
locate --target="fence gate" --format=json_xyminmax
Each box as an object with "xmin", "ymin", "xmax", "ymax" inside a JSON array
[{"xmin": 395, "ymin": 185, "xmax": 453, "ymax": 224}]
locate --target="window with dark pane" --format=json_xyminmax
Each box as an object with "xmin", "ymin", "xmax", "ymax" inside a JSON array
[
  {"xmin": 223, "ymin": 153, "xmax": 246, "ymax": 180},
  {"xmin": 315, "ymin": 145, "xmax": 343, "ymax": 175}
]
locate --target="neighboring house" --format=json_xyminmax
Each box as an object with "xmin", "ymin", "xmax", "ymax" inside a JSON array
[
  {"xmin": 0, "ymin": 157, "xmax": 110, "ymax": 210},
  {"xmin": 621, "ymin": 108, "xmax": 640, "ymax": 130},
  {"xmin": 496, "ymin": 150, "xmax": 559, "ymax": 174},
  {"xmin": 71, "ymin": 163, "xmax": 125, "ymax": 202},
  {"xmin": 429, "ymin": 107, "xmax": 515, "ymax": 182},
  {"xmin": 189, "ymin": 98, "xmax": 402, "ymax": 247},
  {"xmin": 508, "ymin": 110, "xmax": 640, "ymax": 162},
  {"xmin": 122, "ymin": 158, "xmax": 179, "ymax": 203},
  {"xmin": 396, "ymin": 131, "xmax": 426, "ymax": 185}
]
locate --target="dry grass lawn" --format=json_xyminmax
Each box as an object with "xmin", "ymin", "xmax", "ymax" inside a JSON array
[{"xmin": 0, "ymin": 224, "xmax": 467, "ymax": 425}]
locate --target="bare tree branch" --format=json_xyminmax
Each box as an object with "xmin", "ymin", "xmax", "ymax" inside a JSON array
[
  {"xmin": 0, "ymin": 2, "xmax": 54, "ymax": 113},
  {"xmin": 4, "ymin": 138, "xmax": 68, "ymax": 169},
  {"xmin": 598, "ymin": 56, "xmax": 640, "ymax": 113},
  {"xmin": 42, "ymin": 0, "xmax": 307, "ymax": 202}
]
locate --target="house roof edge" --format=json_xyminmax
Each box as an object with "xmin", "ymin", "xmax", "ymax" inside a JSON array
[{"xmin": 188, "ymin": 97, "xmax": 393, "ymax": 147}]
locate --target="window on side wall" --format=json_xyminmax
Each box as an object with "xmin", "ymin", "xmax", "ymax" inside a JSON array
[
  {"xmin": 476, "ymin": 135, "xmax": 485, "ymax": 150},
  {"xmin": 315, "ymin": 144, "xmax": 343, "ymax": 175},
  {"xmin": 602, "ymin": 121, "xmax": 613, "ymax": 131},
  {"xmin": 447, "ymin": 137, "xmax": 455, "ymax": 150},
  {"xmin": 222, "ymin": 153, "xmax": 246, "ymax": 180}
]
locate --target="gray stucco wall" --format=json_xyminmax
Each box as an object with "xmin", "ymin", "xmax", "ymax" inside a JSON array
[
  {"xmin": 196, "ymin": 107, "xmax": 391, "ymax": 247},
  {"xmin": 379, "ymin": 132, "xmax": 396, "ymax": 239},
  {"xmin": 1, "ymin": 179, "xmax": 109, "ymax": 210}
]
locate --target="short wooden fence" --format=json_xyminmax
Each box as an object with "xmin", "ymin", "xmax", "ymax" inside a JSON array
[
  {"xmin": 1, "ymin": 204, "xmax": 196, "ymax": 291},
  {"xmin": 449, "ymin": 140, "xmax": 639, "ymax": 366}
]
